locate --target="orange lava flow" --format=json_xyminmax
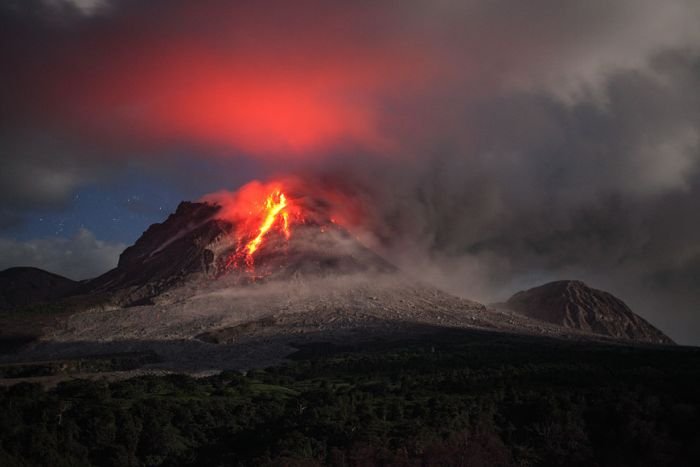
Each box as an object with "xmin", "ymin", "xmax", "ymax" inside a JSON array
[
  {"xmin": 245, "ymin": 190, "xmax": 289, "ymax": 259},
  {"xmin": 206, "ymin": 179, "xmax": 326, "ymax": 274}
]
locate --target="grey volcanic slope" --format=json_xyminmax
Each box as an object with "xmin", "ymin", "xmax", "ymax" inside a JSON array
[
  {"xmin": 0, "ymin": 267, "xmax": 78, "ymax": 311},
  {"xmin": 505, "ymin": 280, "xmax": 673, "ymax": 344},
  {"xmin": 6, "ymin": 273, "xmax": 584, "ymax": 371},
  {"xmin": 82, "ymin": 200, "xmax": 393, "ymax": 307}
]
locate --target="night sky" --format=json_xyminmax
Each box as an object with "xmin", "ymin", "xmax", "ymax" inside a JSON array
[{"xmin": 1, "ymin": 0, "xmax": 699, "ymax": 343}]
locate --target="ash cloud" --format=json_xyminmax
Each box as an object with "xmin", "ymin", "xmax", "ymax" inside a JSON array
[
  {"xmin": 335, "ymin": 49, "xmax": 700, "ymax": 343},
  {"xmin": 1, "ymin": 1, "xmax": 700, "ymax": 342}
]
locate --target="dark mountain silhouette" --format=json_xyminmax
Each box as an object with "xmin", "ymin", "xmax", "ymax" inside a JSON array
[
  {"xmin": 505, "ymin": 280, "xmax": 673, "ymax": 344},
  {"xmin": 0, "ymin": 267, "xmax": 78, "ymax": 311}
]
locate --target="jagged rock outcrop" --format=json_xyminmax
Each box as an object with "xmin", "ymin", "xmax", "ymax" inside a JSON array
[
  {"xmin": 84, "ymin": 202, "xmax": 231, "ymax": 304},
  {"xmin": 0, "ymin": 267, "xmax": 78, "ymax": 311},
  {"xmin": 506, "ymin": 280, "xmax": 673, "ymax": 344}
]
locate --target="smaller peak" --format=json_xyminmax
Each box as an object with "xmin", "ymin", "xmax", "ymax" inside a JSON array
[
  {"xmin": 0, "ymin": 266, "xmax": 74, "ymax": 281},
  {"xmin": 505, "ymin": 279, "xmax": 673, "ymax": 344},
  {"xmin": 1, "ymin": 266, "xmax": 44, "ymax": 274},
  {"xmin": 511, "ymin": 280, "xmax": 589, "ymax": 295},
  {"xmin": 531, "ymin": 280, "xmax": 590, "ymax": 292},
  {"xmin": 547, "ymin": 279, "xmax": 587, "ymax": 287}
]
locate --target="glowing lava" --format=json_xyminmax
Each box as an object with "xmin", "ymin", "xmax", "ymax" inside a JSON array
[
  {"xmin": 244, "ymin": 190, "xmax": 289, "ymax": 260},
  {"xmin": 204, "ymin": 177, "xmax": 363, "ymax": 276},
  {"xmin": 223, "ymin": 183, "xmax": 305, "ymax": 272}
]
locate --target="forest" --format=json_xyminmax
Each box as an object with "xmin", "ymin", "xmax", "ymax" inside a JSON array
[{"xmin": 1, "ymin": 330, "xmax": 699, "ymax": 466}]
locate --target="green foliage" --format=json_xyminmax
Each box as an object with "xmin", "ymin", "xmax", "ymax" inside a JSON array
[
  {"xmin": 0, "ymin": 352, "xmax": 160, "ymax": 378},
  {"xmin": 1, "ymin": 332, "xmax": 699, "ymax": 466}
]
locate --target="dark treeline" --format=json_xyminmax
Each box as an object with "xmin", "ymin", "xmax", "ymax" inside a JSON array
[{"xmin": 1, "ymin": 332, "xmax": 699, "ymax": 466}]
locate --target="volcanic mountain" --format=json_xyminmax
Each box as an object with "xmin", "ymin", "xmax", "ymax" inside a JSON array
[
  {"xmin": 504, "ymin": 280, "xmax": 673, "ymax": 344},
  {"xmin": 83, "ymin": 196, "xmax": 394, "ymax": 307},
  {"xmin": 0, "ymin": 185, "xmax": 675, "ymax": 373}
]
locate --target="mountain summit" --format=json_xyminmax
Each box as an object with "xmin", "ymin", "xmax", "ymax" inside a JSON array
[
  {"xmin": 505, "ymin": 280, "xmax": 673, "ymax": 344},
  {"xmin": 85, "ymin": 194, "xmax": 392, "ymax": 306}
]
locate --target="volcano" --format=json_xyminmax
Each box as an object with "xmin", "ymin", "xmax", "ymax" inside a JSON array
[
  {"xmin": 0, "ymin": 182, "xmax": 674, "ymax": 373},
  {"xmin": 84, "ymin": 184, "xmax": 394, "ymax": 307}
]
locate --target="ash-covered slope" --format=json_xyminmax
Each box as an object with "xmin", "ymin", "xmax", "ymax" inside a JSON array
[
  {"xmin": 84, "ymin": 200, "xmax": 393, "ymax": 306},
  {"xmin": 0, "ymin": 267, "xmax": 78, "ymax": 311},
  {"xmin": 505, "ymin": 280, "xmax": 673, "ymax": 344},
  {"xmin": 235, "ymin": 222, "xmax": 395, "ymax": 280}
]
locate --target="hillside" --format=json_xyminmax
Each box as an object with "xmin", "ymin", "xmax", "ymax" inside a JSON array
[
  {"xmin": 505, "ymin": 280, "xmax": 673, "ymax": 344},
  {"xmin": 0, "ymin": 267, "xmax": 78, "ymax": 311}
]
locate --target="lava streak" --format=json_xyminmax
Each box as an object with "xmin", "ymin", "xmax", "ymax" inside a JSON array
[
  {"xmin": 244, "ymin": 190, "xmax": 290, "ymax": 260},
  {"xmin": 203, "ymin": 177, "xmax": 367, "ymax": 275},
  {"xmin": 209, "ymin": 180, "xmax": 305, "ymax": 271}
]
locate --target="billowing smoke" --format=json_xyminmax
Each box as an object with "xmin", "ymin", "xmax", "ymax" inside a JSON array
[{"xmin": 1, "ymin": 0, "xmax": 700, "ymax": 342}]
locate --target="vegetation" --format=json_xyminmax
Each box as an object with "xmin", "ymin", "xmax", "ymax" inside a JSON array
[
  {"xmin": 1, "ymin": 331, "xmax": 699, "ymax": 466},
  {"xmin": 0, "ymin": 352, "xmax": 160, "ymax": 379}
]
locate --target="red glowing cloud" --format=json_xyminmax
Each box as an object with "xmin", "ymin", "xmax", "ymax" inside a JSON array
[
  {"xmin": 12, "ymin": 1, "xmax": 445, "ymax": 159},
  {"xmin": 67, "ymin": 49, "xmax": 403, "ymax": 156},
  {"xmin": 203, "ymin": 179, "xmax": 303, "ymax": 229}
]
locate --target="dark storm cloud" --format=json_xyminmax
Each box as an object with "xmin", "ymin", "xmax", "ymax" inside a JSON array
[
  {"xmin": 346, "ymin": 49, "xmax": 699, "ymax": 342},
  {"xmin": 1, "ymin": 0, "xmax": 699, "ymax": 341},
  {"xmin": 315, "ymin": 46, "xmax": 700, "ymax": 343},
  {"xmin": 0, "ymin": 129, "xmax": 121, "ymax": 229}
]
